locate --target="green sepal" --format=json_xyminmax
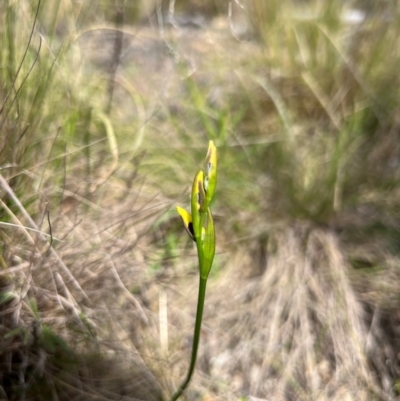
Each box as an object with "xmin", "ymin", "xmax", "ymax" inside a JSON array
[
  {"xmin": 204, "ymin": 140, "xmax": 217, "ymax": 205},
  {"xmin": 191, "ymin": 170, "xmax": 205, "ymax": 242}
]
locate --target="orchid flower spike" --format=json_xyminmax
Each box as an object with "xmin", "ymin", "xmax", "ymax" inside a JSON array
[
  {"xmin": 176, "ymin": 140, "xmax": 217, "ymax": 279},
  {"xmin": 171, "ymin": 141, "xmax": 218, "ymax": 401}
]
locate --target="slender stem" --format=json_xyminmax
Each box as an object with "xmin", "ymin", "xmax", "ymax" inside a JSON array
[{"xmin": 171, "ymin": 276, "xmax": 208, "ymax": 401}]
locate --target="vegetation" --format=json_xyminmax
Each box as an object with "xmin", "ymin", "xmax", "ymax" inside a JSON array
[{"xmin": 1, "ymin": 0, "xmax": 400, "ymax": 400}]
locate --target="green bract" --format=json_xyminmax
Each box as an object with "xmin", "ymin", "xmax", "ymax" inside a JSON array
[{"xmin": 201, "ymin": 208, "xmax": 215, "ymax": 278}]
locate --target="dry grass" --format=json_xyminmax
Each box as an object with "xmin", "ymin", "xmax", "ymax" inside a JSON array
[
  {"xmin": 164, "ymin": 225, "xmax": 400, "ymax": 400},
  {"xmin": 0, "ymin": 169, "xmax": 168, "ymax": 399}
]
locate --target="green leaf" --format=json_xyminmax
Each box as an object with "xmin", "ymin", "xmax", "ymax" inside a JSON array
[
  {"xmin": 0, "ymin": 291, "xmax": 15, "ymax": 305},
  {"xmin": 41, "ymin": 324, "xmax": 72, "ymax": 354}
]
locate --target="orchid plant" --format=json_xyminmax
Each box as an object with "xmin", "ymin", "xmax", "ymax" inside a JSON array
[{"xmin": 171, "ymin": 141, "xmax": 217, "ymax": 401}]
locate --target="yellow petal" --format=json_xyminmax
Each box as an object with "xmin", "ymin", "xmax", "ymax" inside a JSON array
[{"xmin": 176, "ymin": 206, "xmax": 195, "ymax": 241}]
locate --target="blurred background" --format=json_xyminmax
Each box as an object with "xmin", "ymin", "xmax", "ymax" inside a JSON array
[{"xmin": 1, "ymin": 0, "xmax": 400, "ymax": 400}]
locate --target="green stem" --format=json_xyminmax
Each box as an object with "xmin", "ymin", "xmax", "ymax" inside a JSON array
[{"xmin": 171, "ymin": 276, "xmax": 208, "ymax": 401}]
